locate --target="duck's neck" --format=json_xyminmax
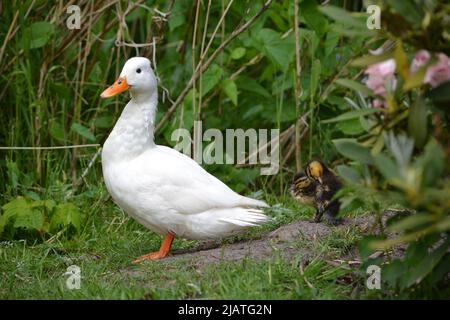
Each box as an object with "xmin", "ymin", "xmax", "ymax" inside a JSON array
[{"xmin": 103, "ymin": 90, "xmax": 158, "ymax": 162}]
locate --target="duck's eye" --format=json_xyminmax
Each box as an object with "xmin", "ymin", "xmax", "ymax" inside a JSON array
[{"xmin": 136, "ymin": 68, "xmax": 142, "ymax": 74}]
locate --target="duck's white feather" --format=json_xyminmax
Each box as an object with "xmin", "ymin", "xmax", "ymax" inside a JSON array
[{"xmin": 101, "ymin": 57, "xmax": 269, "ymax": 240}]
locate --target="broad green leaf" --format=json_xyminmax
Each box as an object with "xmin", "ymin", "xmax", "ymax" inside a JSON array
[
  {"xmin": 94, "ymin": 115, "xmax": 114, "ymax": 129},
  {"xmin": 333, "ymin": 139, "xmax": 373, "ymax": 164},
  {"xmin": 430, "ymin": 253, "xmax": 450, "ymax": 285},
  {"xmin": 318, "ymin": 5, "xmax": 366, "ymax": 29},
  {"xmin": 324, "ymin": 29, "xmax": 340, "ymax": 57},
  {"xmin": 331, "ymin": 24, "xmax": 374, "ymax": 37},
  {"xmin": 334, "ymin": 78, "xmax": 374, "ymax": 96},
  {"xmin": 256, "ymin": 29, "xmax": 295, "ymax": 70},
  {"xmin": 200, "ymin": 64, "xmax": 223, "ymax": 96},
  {"xmin": 2, "ymin": 197, "xmax": 31, "ymax": 220},
  {"xmin": 236, "ymin": 76, "xmax": 270, "ymax": 98},
  {"xmin": 404, "ymin": 238, "xmax": 449, "ymax": 288},
  {"xmin": 302, "ymin": 0, "xmax": 328, "ymax": 36},
  {"xmin": 323, "ymin": 108, "xmax": 380, "ymax": 123},
  {"xmin": 373, "ymin": 153, "xmax": 399, "ymax": 181},
  {"xmin": 50, "ymin": 203, "xmax": 82, "ymax": 232},
  {"xmin": 417, "ymin": 140, "xmax": 445, "ymax": 187},
  {"xmin": 386, "ymin": 0, "xmax": 424, "ymax": 26},
  {"xmin": 222, "ymin": 79, "xmax": 238, "ymax": 106},
  {"xmin": 27, "ymin": 21, "xmax": 56, "ymax": 49},
  {"xmin": 408, "ymin": 96, "xmax": 428, "ymax": 148},
  {"xmin": 230, "ymin": 47, "xmax": 246, "ymax": 60},
  {"xmin": 13, "ymin": 209, "xmax": 44, "ymax": 231},
  {"xmin": 336, "ymin": 165, "xmax": 361, "ymax": 184},
  {"xmin": 71, "ymin": 123, "xmax": 96, "ymax": 142},
  {"xmin": 389, "ymin": 214, "xmax": 435, "ymax": 232},
  {"xmin": 336, "ymin": 118, "xmax": 365, "ymax": 135}
]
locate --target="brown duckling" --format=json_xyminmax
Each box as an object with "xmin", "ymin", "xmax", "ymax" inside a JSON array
[
  {"xmin": 304, "ymin": 160, "xmax": 343, "ymax": 225},
  {"xmin": 289, "ymin": 171, "xmax": 318, "ymax": 206}
]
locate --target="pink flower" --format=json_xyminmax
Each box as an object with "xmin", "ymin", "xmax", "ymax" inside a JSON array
[
  {"xmin": 365, "ymin": 59, "xmax": 396, "ymax": 78},
  {"xmin": 364, "ymin": 59, "xmax": 397, "ymax": 97},
  {"xmin": 371, "ymin": 99, "xmax": 387, "ymax": 109},
  {"xmin": 410, "ymin": 50, "xmax": 430, "ymax": 74},
  {"xmin": 424, "ymin": 53, "xmax": 450, "ymax": 88}
]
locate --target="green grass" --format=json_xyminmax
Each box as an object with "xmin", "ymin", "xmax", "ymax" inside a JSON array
[{"xmin": 0, "ymin": 188, "xmax": 380, "ymax": 300}]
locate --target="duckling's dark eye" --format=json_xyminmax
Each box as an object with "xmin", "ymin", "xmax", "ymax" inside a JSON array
[{"xmin": 136, "ymin": 68, "xmax": 142, "ymax": 73}]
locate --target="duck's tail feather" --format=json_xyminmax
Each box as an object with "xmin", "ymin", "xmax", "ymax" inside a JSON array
[
  {"xmin": 239, "ymin": 195, "xmax": 270, "ymax": 208},
  {"xmin": 181, "ymin": 207, "xmax": 270, "ymax": 240},
  {"xmin": 218, "ymin": 207, "xmax": 269, "ymax": 227}
]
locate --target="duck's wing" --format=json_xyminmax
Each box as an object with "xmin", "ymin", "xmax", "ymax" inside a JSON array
[{"xmin": 132, "ymin": 146, "xmax": 268, "ymax": 215}]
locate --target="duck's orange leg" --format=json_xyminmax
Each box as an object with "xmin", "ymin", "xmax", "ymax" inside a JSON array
[{"xmin": 133, "ymin": 233, "xmax": 174, "ymax": 264}]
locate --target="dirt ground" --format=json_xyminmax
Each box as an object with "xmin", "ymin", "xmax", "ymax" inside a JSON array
[{"xmin": 154, "ymin": 211, "xmax": 405, "ymax": 267}]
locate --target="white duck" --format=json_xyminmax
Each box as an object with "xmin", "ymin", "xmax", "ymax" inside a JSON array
[{"xmin": 100, "ymin": 57, "xmax": 269, "ymax": 263}]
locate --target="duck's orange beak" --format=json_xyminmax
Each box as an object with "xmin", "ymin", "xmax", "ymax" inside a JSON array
[{"xmin": 100, "ymin": 77, "xmax": 129, "ymax": 98}]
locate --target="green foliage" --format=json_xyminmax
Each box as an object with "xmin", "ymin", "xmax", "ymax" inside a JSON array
[
  {"xmin": 320, "ymin": 0, "xmax": 450, "ymax": 298},
  {"xmin": 0, "ymin": 197, "xmax": 83, "ymax": 239},
  {"xmin": 1, "ymin": 0, "xmax": 449, "ymax": 299}
]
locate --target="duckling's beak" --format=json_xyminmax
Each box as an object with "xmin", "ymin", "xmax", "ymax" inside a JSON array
[{"xmin": 100, "ymin": 77, "xmax": 129, "ymax": 98}]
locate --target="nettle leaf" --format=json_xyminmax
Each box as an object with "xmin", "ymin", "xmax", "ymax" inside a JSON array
[
  {"xmin": 256, "ymin": 28, "xmax": 295, "ymax": 70},
  {"xmin": 2, "ymin": 197, "xmax": 31, "ymax": 220},
  {"xmin": 222, "ymin": 79, "xmax": 238, "ymax": 106},
  {"xmin": 71, "ymin": 123, "xmax": 96, "ymax": 142},
  {"xmin": 50, "ymin": 203, "xmax": 82, "ymax": 232},
  {"xmin": 13, "ymin": 209, "xmax": 44, "ymax": 231},
  {"xmin": 1, "ymin": 198, "xmax": 55, "ymax": 233}
]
